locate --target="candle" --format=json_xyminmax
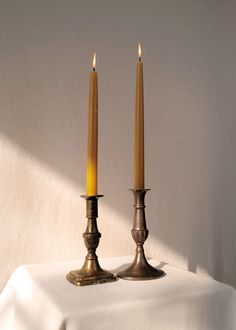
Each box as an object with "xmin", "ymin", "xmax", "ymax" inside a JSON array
[
  {"xmin": 134, "ymin": 43, "xmax": 145, "ymax": 189},
  {"xmin": 86, "ymin": 53, "xmax": 98, "ymax": 196}
]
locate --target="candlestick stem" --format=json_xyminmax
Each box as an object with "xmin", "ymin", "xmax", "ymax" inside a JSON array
[
  {"xmin": 66, "ymin": 195, "xmax": 116, "ymax": 286},
  {"xmin": 117, "ymin": 189, "xmax": 165, "ymax": 280}
]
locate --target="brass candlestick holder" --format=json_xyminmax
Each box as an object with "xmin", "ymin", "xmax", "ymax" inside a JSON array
[
  {"xmin": 66, "ymin": 195, "xmax": 117, "ymax": 286},
  {"xmin": 117, "ymin": 189, "xmax": 165, "ymax": 280}
]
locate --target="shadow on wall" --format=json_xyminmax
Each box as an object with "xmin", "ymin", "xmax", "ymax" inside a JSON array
[{"xmin": 147, "ymin": 51, "xmax": 236, "ymax": 288}]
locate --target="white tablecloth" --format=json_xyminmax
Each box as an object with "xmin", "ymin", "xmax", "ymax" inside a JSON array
[{"xmin": 0, "ymin": 256, "xmax": 235, "ymax": 330}]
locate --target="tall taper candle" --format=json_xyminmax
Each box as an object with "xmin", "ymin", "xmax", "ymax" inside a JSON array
[
  {"xmin": 134, "ymin": 44, "xmax": 145, "ymax": 189},
  {"xmin": 86, "ymin": 53, "xmax": 98, "ymax": 196}
]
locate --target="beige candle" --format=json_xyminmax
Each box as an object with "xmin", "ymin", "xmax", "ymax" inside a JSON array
[
  {"xmin": 134, "ymin": 44, "xmax": 145, "ymax": 189},
  {"xmin": 86, "ymin": 53, "xmax": 98, "ymax": 196}
]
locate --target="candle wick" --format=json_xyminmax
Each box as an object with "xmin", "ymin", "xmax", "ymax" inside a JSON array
[{"xmin": 93, "ymin": 67, "xmax": 96, "ymax": 72}]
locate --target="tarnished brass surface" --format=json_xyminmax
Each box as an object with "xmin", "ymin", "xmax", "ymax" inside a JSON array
[
  {"xmin": 66, "ymin": 195, "xmax": 116, "ymax": 286},
  {"xmin": 66, "ymin": 259, "xmax": 116, "ymax": 286},
  {"xmin": 117, "ymin": 189, "xmax": 165, "ymax": 280}
]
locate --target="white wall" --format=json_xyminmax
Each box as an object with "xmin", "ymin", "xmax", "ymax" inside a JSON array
[{"xmin": 0, "ymin": 0, "xmax": 235, "ymax": 290}]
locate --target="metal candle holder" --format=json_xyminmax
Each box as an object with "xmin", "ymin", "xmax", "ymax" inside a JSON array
[
  {"xmin": 117, "ymin": 189, "xmax": 165, "ymax": 280},
  {"xmin": 66, "ymin": 195, "xmax": 117, "ymax": 286}
]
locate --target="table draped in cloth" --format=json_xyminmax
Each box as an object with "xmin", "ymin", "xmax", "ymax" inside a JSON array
[{"xmin": 0, "ymin": 256, "xmax": 235, "ymax": 330}]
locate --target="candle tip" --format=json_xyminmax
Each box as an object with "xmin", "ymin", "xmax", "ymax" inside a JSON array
[
  {"xmin": 138, "ymin": 43, "xmax": 142, "ymax": 61},
  {"xmin": 92, "ymin": 52, "xmax": 96, "ymax": 71}
]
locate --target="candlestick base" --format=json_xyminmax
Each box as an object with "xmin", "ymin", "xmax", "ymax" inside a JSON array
[
  {"xmin": 117, "ymin": 189, "xmax": 165, "ymax": 281},
  {"xmin": 117, "ymin": 249, "xmax": 164, "ymax": 280},
  {"xmin": 66, "ymin": 195, "xmax": 117, "ymax": 286},
  {"xmin": 66, "ymin": 259, "xmax": 116, "ymax": 286}
]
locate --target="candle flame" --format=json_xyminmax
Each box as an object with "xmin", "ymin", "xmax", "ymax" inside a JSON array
[
  {"xmin": 138, "ymin": 43, "xmax": 142, "ymax": 61},
  {"xmin": 92, "ymin": 52, "xmax": 96, "ymax": 70}
]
